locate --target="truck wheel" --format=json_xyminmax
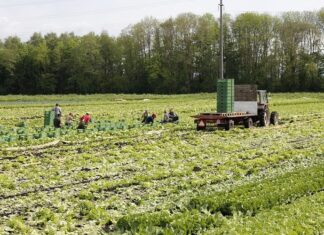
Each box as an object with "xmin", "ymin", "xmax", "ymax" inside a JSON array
[
  {"xmin": 225, "ymin": 120, "xmax": 234, "ymax": 131},
  {"xmin": 270, "ymin": 112, "xmax": 279, "ymax": 125},
  {"xmin": 244, "ymin": 118, "xmax": 253, "ymax": 128},
  {"xmin": 259, "ymin": 110, "xmax": 269, "ymax": 127}
]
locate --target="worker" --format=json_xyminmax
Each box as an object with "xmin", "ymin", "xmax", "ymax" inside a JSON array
[
  {"xmin": 78, "ymin": 112, "xmax": 92, "ymax": 129},
  {"xmin": 161, "ymin": 110, "xmax": 169, "ymax": 123},
  {"xmin": 53, "ymin": 113, "xmax": 62, "ymax": 128},
  {"xmin": 168, "ymin": 109, "xmax": 179, "ymax": 122},
  {"xmin": 141, "ymin": 110, "xmax": 149, "ymax": 123},
  {"xmin": 145, "ymin": 113, "xmax": 157, "ymax": 124},
  {"xmin": 65, "ymin": 113, "xmax": 74, "ymax": 127},
  {"xmin": 52, "ymin": 103, "xmax": 62, "ymax": 118}
]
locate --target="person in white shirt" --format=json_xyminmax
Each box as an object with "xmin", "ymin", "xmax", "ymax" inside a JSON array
[{"xmin": 52, "ymin": 103, "xmax": 62, "ymax": 118}]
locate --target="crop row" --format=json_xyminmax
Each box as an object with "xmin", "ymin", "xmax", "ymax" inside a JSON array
[
  {"xmin": 115, "ymin": 164, "xmax": 324, "ymax": 233},
  {"xmin": 1, "ymin": 153, "xmax": 322, "ymax": 229},
  {"xmin": 204, "ymin": 191, "xmax": 324, "ymax": 234},
  {"xmin": 0, "ymin": 122, "xmax": 322, "ymax": 197},
  {"xmin": 1, "ymin": 131, "xmax": 321, "ymax": 198}
]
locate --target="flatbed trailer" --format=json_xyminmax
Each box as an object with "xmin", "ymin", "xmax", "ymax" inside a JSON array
[{"xmin": 192, "ymin": 112, "xmax": 261, "ymax": 131}]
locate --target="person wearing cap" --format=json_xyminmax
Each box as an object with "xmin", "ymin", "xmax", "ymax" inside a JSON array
[
  {"xmin": 52, "ymin": 103, "xmax": 62, "ymax": 118},
  {"xmin": 78, "ymin": 112, "xmax": 92, "ymax": 129},
  {"xmin": 145, "ymin": 113, "xmax": 157, "ymax": 124}
]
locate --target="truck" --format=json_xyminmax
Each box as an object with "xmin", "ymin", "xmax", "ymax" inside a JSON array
[{"xmin": 193, "ymin": 87, "xmax": 279, "ymax": 131}]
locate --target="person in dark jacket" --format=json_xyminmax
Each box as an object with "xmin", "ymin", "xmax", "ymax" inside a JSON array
[
  {"xmin": 53, "ymin": 113, "xmax": 62, "ymax": 128},
  {"xmin": 145, "ymin": 113, "xmax": 157, "ymax": 124}
]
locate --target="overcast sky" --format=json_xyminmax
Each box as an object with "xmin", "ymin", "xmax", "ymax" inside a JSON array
[{"xmin": 0, "ymin": 0, "xmax": 323, "ymax": 41}]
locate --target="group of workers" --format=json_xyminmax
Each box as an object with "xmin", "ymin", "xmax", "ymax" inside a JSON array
[
  {"xmin": 52, "ymin": 103, "xmax": 92, "ymax": 129},
  {"xmin": 52, "ymin": 103, "xmax": 179, "ymax": 128},
  {"xmin": 141, "ymin": 109, "xmax": 179, "ymax": 124}
]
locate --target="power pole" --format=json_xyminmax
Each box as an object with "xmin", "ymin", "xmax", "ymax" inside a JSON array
[{"xmin": 219, "ymin": 0, "xmax": 224, "ymax": 80}]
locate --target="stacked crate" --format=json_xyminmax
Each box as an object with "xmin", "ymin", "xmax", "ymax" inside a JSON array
[
  {"xmin": 235, "ymin": 85, "xmax": 257, "ymax": 101},
  {"xmin": 44, "ymin": 111, "xmax": 55, "ymax": 127},
  {"xmin": 217, "ymin": 79, "xmax": 234, "ymax": 113}
]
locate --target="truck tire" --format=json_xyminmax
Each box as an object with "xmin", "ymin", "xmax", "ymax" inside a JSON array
[
  {"xmin": 225, "ymin": 120, "xmax": 234, "ymax": 131},
  {"xmin": 270, "ymin": 111, "xmax": 279, "ymax": 125},
  {"xmin": 244, "ymin": 118, "xmax": 253, "ymax": 128},
  {"xmin": 259, "ymin": 110, "xmax": 269, "ymax": 127}
]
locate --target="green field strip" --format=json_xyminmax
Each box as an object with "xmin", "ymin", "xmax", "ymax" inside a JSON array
[{"xmin": 115, "ymin": 164, "xmax": 324, "ymax": 233}]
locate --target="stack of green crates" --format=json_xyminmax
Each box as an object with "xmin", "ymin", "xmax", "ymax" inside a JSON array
[
  {"xmin": 44, "ymin": 111, "xmax": 55, "ymax": 127},
  {"xmin": 217, "ymin": 79, "xmax": 234, "ymax": 113}
]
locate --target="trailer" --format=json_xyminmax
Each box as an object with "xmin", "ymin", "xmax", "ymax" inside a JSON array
[{"xmin": 193, "ymin": 90, "xmax": 279, "ymax": 131}]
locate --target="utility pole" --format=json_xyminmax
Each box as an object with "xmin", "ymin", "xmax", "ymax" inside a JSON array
[{"xmin": 219, "ymin": 0, "xmax": 224, "ymax": 80}]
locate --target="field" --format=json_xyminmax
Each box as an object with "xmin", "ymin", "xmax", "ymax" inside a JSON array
[{"xmin": 0, "ymin": 93, "xmax": 323, "ymax": 234}]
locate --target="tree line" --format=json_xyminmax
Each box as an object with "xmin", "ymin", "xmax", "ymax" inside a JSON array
[{"xmin": 0, "ymin": 10, "xmax": 323, "ymax": 94}]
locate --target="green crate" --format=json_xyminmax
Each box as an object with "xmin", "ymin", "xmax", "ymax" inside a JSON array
[
  {"xmin": 217, "ymin": 98, "xmax": 234, "ymax": 102},
  {"xmin": 217, "ymin": 79, "xmax": 234, "ymax": 84},
  {"xmin": 44, "ymin": 111, "xmax": 55, "ymax": 127},
  {"xmin": 217, "ymin": 79, "xmax": 235, "ymax": 113}
]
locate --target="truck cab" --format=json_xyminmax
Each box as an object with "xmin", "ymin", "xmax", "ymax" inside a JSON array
[
  {"xmin": 257, "ymin": 90, "xmax": 268, "ymax": 105},
  {"xmin": 257, "ymin": 90, "xmax": 278, "ymax": 126}
]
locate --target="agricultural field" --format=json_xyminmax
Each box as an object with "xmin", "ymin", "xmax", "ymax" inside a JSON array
[{"xmin": 0, "ymin": 93, "xmax": 323, "ymax": 234}]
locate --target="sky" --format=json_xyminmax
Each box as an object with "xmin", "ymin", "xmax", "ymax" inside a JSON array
[{"xmin": 0, "ymin": 0, "xmax": 323, "ymax": 41}]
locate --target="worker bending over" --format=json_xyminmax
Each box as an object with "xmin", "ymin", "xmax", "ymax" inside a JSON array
[
  {"xmin": 161, "ymin": 109, "xmax": 179, "ymax": 123},
  {"xmin": 78, "ymin": 112, "xmax": 92, "ymax": 129},
  {"xmin": 168, "ymin": 109, "xmax": 179, "ymax": 122},
  {"xmin": 65, "ymin": 113, "xmax": 74, "ymax": 127},
  {"xmin": 145, "ymin": 113, "xmax": 157, "ymax": 124}
]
